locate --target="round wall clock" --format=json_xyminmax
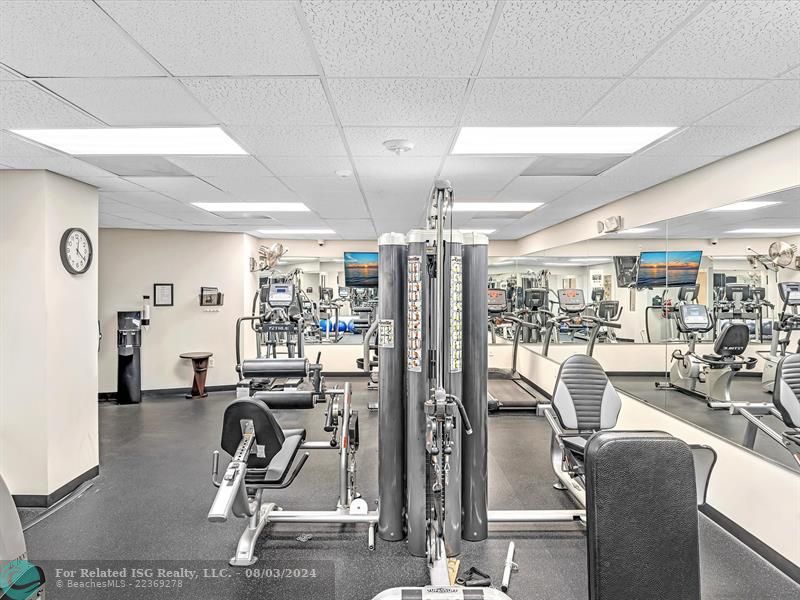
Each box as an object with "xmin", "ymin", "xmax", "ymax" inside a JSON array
[{"xmin": 59, "ymin": 227, "xmax": 93, "ymax": 274}]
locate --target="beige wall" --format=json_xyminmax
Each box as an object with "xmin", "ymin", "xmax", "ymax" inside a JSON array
[
  {"xmin": 98, "ymin": 229, "xmax": 254, "ymax": 392},
  {"xmin": 0, "ymin": 171, "xmax": 99, "ymax": 496}
]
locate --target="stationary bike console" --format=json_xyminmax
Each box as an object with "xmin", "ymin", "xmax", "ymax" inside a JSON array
[{"xmin": 558, "ymin": 288, "xmax": 586, "ymax": 314}]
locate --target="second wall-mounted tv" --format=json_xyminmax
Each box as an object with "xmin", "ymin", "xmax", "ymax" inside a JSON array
[
  {"xmin": 636, "ymin": 251, "xmax": 702, "ymax": 288},
  {"xmin": 344, "ymin": 252, "xmax": 379, "ymax": 288}
]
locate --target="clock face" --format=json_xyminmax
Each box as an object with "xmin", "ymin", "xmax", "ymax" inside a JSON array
[{"xmin": 60, "ymin": 228, "xmax": 93, "ymax": 274}]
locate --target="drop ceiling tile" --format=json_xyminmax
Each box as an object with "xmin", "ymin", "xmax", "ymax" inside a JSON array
[
  {"xmin": 281, "ymin": 176, "xmax": 367, "ymax": 218},
  {"xmin": 99, "ymin": 214, "xmax": 149, "ymax": 228},
  {"xmin": 0, "ymin": 66, "xmax": 21, "ymax": 79},
  {"xmin": 166, "ymin": 156, "xmax": 272, "ymax": 178},
  {"xmin": 228, "ymin": 126, "xmax": 348, "ymax": 157},
  {"xmin": 634, "ymin": 1, "xmax": 800, "ymax": 78},
  {"xmin": 344, "ymin": 127, "xmax": 455, "ymax": 156},
  {"xmin": 39, "ymin": 78, "xmax": 216, "ymax": 126},
  {"xmin": 201, "ymin": 176, "xmax": 298, "ymax": 202},
  {"xmin": 697, "ymin": 80, "xmax": 800, "ymax": 127},
  {"xmin": 783, "ymin": 65, "xmax": 800, "ymax": 78},
  {"xmin": 181, "ymin": 78, "xmax": 334, "ymax": 126},
  {"xmin": 260, "ymin": 157, "xmax": 353, "ymax": 178},
  {"xmin": 580, "ymin": 78, "xmax": 763, "ymax": 126},
  {"xmin": 440, "ymin": 157, "xmax": 533, "ymax": 192},
  {"xmin": 267, "ymin": 212, "xmax": 331, "ymax": 227},
  {"xmin": 98, "ymin": 0, "xmax": 316, "ymax": 76},
  {"xmin": 324, "ymin": 219, "xmax": 376, "ymax": 239},
  {"xmin": 92, "ymin": 177, "xmax": 147, "ymax": 192},
  {"xmin": 0, "ymin": 131, "xmax": 61, "ymax": 158},
  {"xmin": 642, "ymin": 126, "xmax": 796, "ymax": 157},
  {"xmin": 124, "ymin": 176, "xmax": 230, "ymax": 202},
  {"xmin": 302, "ymin": 0, "xmax": 495, "ymax": 76},
  {"xmin": 0, "ymin": 0, "xmax": 162, "ymax": 77},
  {"xmin": 496, "ymin": 176, "xmax": 593, "ymax": 202},
  {"xmin": 101, "ymin": 190, "xmax": 183, "ymax": 210},
  {"xmin": 481, "ymin": 0, "xmax": 702, "ymax": 77},
  {"xmin": 353, "ymin": 157, "xmax": 441, "ymax": 181},
  {"xmin": 373, "ymin": 214, "xmax": 424, "ymax": 234},
  {"xmin": 0, "ymin": 156, "xmax": 114, "ymax": 184},
  {"xmin": 0, "ymin": 81, "xmax": 100, "ymax": 128},
  {"xmin": 464, "ymin": 79, "xmax": 616, "ymax": 126},
  {"xmin": 328, "ymin": 78, "xmax": 468, "ymax": 126},
  {"xmin": 78, "ymin": 156, "xmax": 191, "ymax": 177},
  {"xmin": 583, "ymin": 155, "xmax": 720, "ymax": 193}
]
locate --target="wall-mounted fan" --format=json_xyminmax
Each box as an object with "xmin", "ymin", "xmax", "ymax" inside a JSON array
[
  {"xmin": 768, "ymin": 241, "xmax": 797, "ymax": 268},
  {"xmin": 255, "ymin": 242, "xmax": 288, "ymax": 271}
]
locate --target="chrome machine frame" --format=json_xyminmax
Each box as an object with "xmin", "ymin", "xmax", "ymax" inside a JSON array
[{"xmin": 208, "ymin": 383, "xmax": 377, "ymax": 566}]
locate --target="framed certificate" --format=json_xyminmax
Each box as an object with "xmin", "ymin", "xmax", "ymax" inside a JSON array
[{"xmin": 153, "ymin": 283, "xmax": 174, "ymax": 307}]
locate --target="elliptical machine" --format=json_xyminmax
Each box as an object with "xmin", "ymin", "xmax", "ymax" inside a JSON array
[
  {"xmin": 657, "ymin": 304, "xmax": 758, "ymax": 409},
  {"xmin": 760, "ymin": 281, "xmax": 800, "ymax": 393}
]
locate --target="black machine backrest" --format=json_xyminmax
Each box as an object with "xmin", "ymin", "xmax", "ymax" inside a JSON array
[
  {"xmin": 221, "ymin": 399, "xmax": 286, "ymax": 469},
  {"xmin": 713, "ymin": 323, "xmax": 749, "ymax": 357},
  {"xmin": 596, "ymin": 300, "xmax": 620, "ymax": 321},
  {"xmin": 678, "ymin": 285, "xmax": 699, "ymax": 303},
  {"xmin": 774, "ymin": 353, "xmax": 800, "ymax": 428},
  {"xmin": 552, "ymin": 355, "xmax": 621, "ymax": 431},
  {"xmin": 591, "ymin": 288, "xmax": 604, "ymax": 303}
]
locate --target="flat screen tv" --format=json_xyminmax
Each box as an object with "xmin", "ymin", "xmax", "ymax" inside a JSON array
[
  {"xmin": 636, "ymin": 251, "xmax": 702, "ymax": 288},
  {"xmin": 344, "ymin": 252, "xmax": 379, "ymax": 288}
]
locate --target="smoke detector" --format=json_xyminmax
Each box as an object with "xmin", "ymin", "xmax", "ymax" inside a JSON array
[
  {"xmin": 383, "ymin": 139, "xmax": 415, "ymax": 155},
  {"xmin": 335, "ymin": 169, "xmax": 353, "ymax": 178}
]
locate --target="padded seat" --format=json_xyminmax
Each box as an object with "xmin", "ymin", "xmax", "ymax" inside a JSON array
[
  {"xmin": 244, "ymin": 429, "xmax": 306, "ymax": 485},
  {"xmin": 562, "ymin": 435, "xmax": 589, "ymax": 454},
  {"xmin": 774, "ymin": 353, "xmax": 800, "ymax": 429}
]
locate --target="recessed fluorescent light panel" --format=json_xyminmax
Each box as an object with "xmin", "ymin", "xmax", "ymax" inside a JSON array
[
  {"xmin": 727, "ymin": 228, "xmax": 800, "ymax": 234},
  {"xmin": 258, "ymin": 229, "xmax": 335, "ymax": 235},
  {"xmin": 617, "ymin": 228, "xmax": 658, "ymax": 234},
  {"xmin": 452, "ymin": 127, "xmax": 676, "ymax": 155},
  {"xmin": 194, "ymin": 202, "xmax": 309, "ymax": 212},
  {"xmin": 709, "ymin": 201, "xmax": 780, "ymax": 212},
  {"xmin": 452, "ymin": 202, "xmax": 542, "ymax": 212},
  {"xmin": 10, "ymin": 127, "xmax": 246, "ymax": 155}
]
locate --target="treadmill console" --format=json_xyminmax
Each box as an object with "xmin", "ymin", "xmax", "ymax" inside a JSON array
[
  {"xmin": 338, "ymin": 286, "xmax": 349, "ymax": 299},
  {"xmin": 677, "ymin": 304, "xmax": 712, "ymax": 332},
  {"xmin": 268, "ymin": 283, "xmax": 295, "ymax": 308},
  {"xmin": 678, "ymin": 285, "xmax": 699, "ymax": 303},
  {"xmin": 524, "ymin": 288, "xmax": 548, "ymax": 310},
  {"xmin": 487, "ymin": 288, "xmax": 507, "ymax": 314},
  {"xmin": 779, "ymin": 282, "xmax": 800, "ymax": 306},
  {"xmin": 558, "ymin": 288, "xmax": 586, "ymax": 314}
]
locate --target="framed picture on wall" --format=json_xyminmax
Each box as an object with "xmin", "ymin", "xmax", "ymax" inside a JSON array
[
  {"xmin": 153, "ymin": 283, "xmax": 173, "ymax": 307},
  {"xmin": 200, "ymin": 286, "xmax": 224, "ymax": 307}
]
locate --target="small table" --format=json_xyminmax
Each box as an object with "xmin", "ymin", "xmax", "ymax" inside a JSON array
[{"xmin": 179, "ymin": 352, "xmax": 213, "ymax": 399}]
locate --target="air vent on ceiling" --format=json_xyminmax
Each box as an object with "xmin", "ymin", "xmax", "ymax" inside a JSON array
[
  {"xmin": 77, "ymin": 155, "xmax": 191, "ymax": 177},
  {"xmin": 521, "ymin": 154, "xmax": 629, "ymax": 177}
]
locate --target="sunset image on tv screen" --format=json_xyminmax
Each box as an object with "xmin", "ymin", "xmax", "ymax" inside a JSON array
[
  {"xmin": 344, "ymin": 252, "xmax": 379, "ymax": 288},
  {"xmin": 637, "ymin": 251, "xmax": 702, "ymax": 288}
]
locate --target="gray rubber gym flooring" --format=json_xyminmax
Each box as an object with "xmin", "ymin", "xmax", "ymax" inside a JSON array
[
  {"xmin": 20, "ymin": 378, "xmax": 800, "ymax": 599},
  {"xmin": 611, "ymin": 374, "xmax": 800, "ymax": 472}
]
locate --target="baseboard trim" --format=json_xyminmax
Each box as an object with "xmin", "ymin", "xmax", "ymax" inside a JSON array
[
  {"xmin": 700, "ymin": 504, "xmax": 800, "ymax": 583},
  {"xmin": 13, "ymin": 465, "xmax": 99, "ymax": 508}
]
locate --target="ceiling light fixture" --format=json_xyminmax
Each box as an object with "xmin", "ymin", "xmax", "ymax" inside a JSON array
[
  {"xmin": 10, "ymin": 127, "xmax": 246, "ymax": 155},
  {"xmin": 194, "ymin": 202, "xmax": 309, "ymax": 212},
  {"xmin": 335, "ymin": 169, "xmax": 353, "ymax": 178},
  {"xmin": 727, "ymin": 228, "xmax": 800, "ymax": 234},
  {"xmin": 452, "ymin": 127, "xmax": 676, "ymax": 155},
  {"xmin": 709, "ymin": 201, "xmax": 781, "ymax": 212},
  {"xmin": 451, "ymin": 202, "xmax": 542, "ymax": 212},
  {"xmin": 258, "ymin": 229, "xmax": 335, "ymax": 235},
  {"xmin": 383, "ymin": 139, "xmax": 415, "ymax": 155},
  {"xmin": 616, "ymin": 227, "xmax": 658, "ymax": 234}
]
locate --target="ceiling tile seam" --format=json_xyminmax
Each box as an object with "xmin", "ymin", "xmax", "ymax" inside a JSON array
[
  {"xmin": 92, "ymin": 0, "xmax": 320, "ymax": 223},
  {"xmin": 292, "ymin": 0, "xmax": 378, "ymax": 232},
  {"xmin": 574, "ymin": 0, "xmax": 712, "ymax": 126},
  {"xmin": 0, "ymin": 61, "xmax": 27, "ymax": 78},
  {"xmin": 16, "ymin": 79, "xmax": 108, "ymax": 126},
  {"xmin": 426, "ymin": 0, "xmax": 507, "ymax": 227},
  {"xmin": 90, "ymin": 0, "xmax": 175, "ymax": 77},
  {"xmin": 104, "ymin": 194, "xmax": 199, "ymax": 224}
]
